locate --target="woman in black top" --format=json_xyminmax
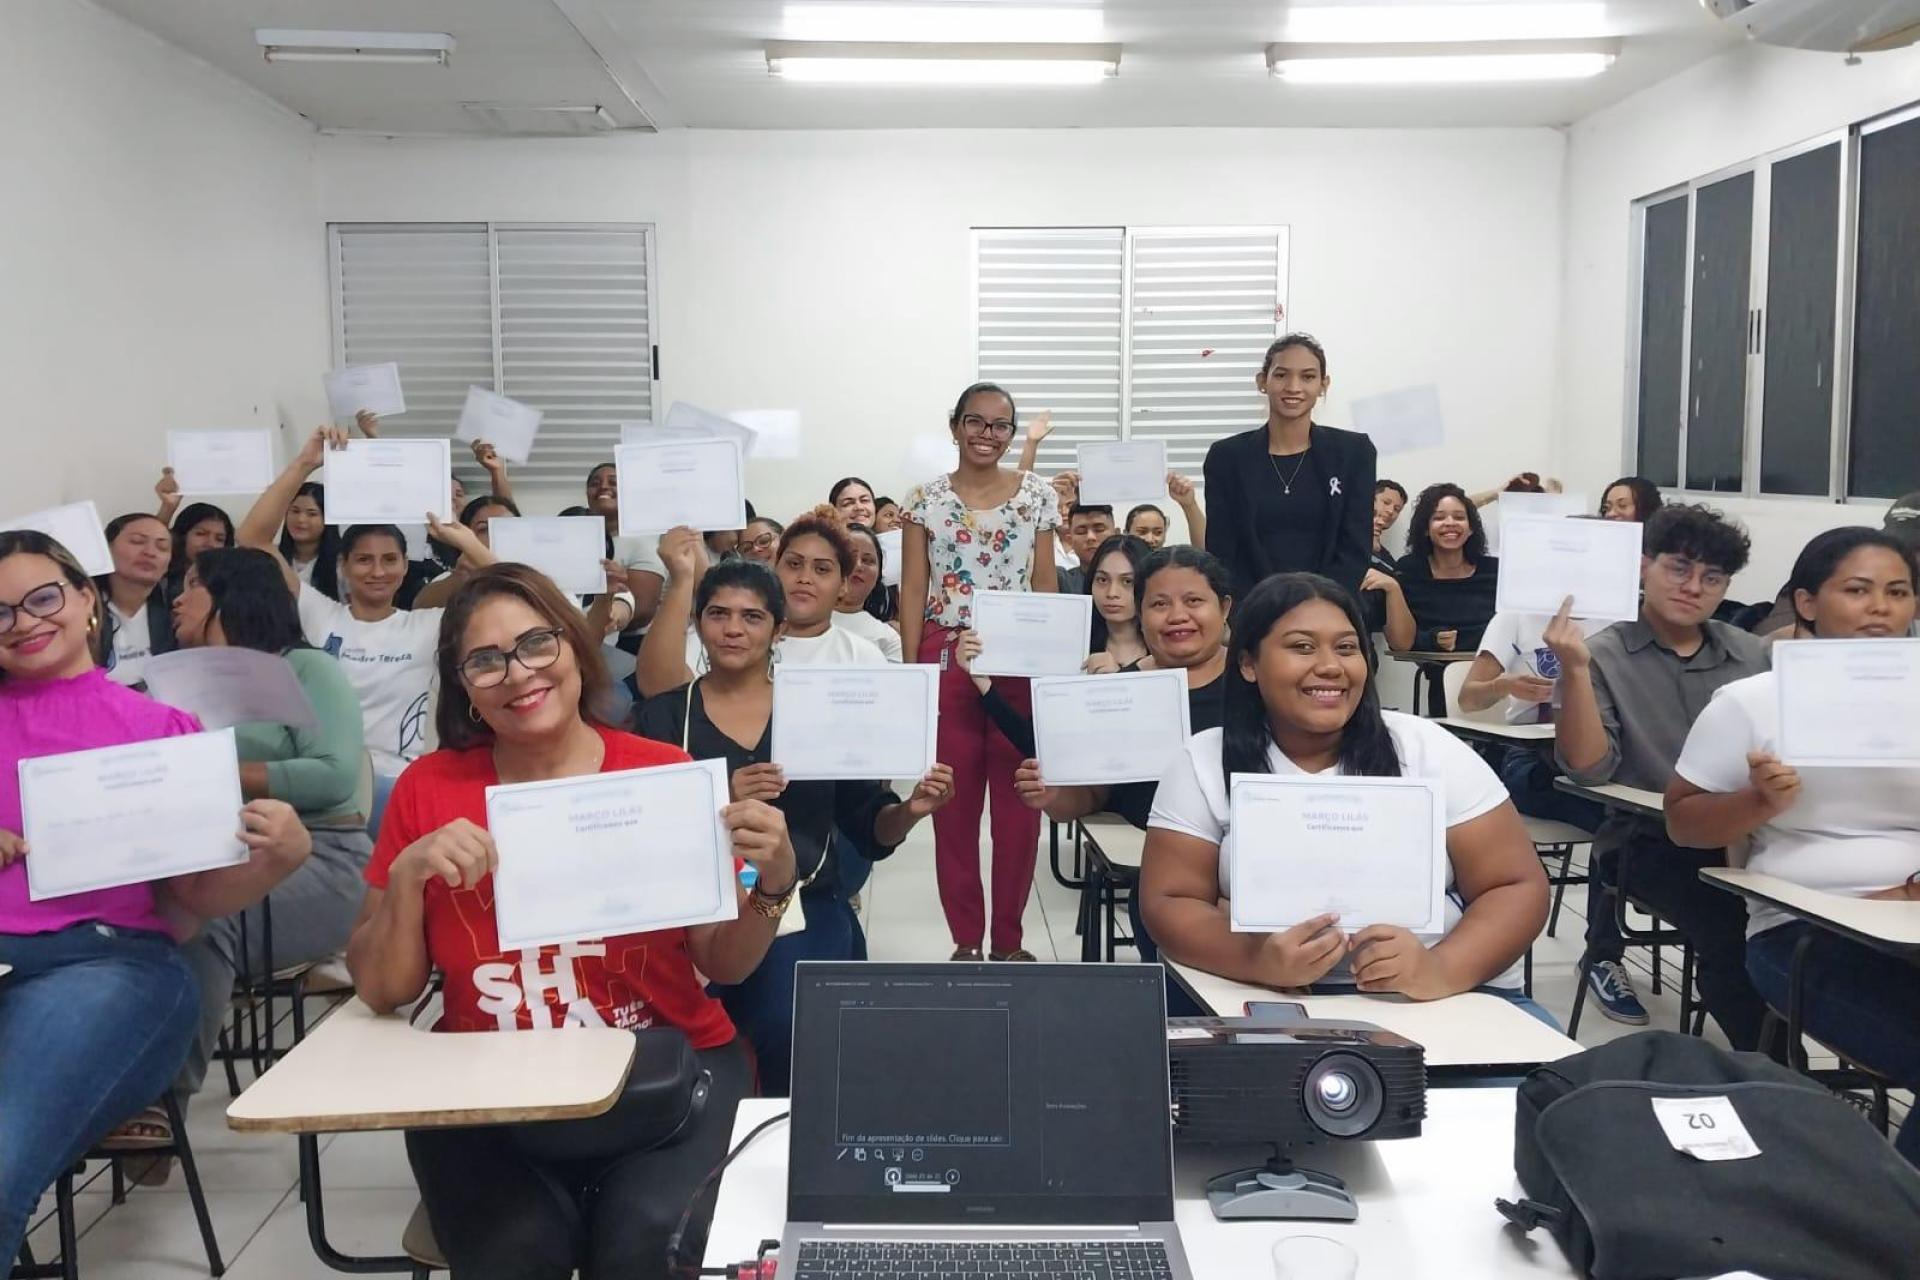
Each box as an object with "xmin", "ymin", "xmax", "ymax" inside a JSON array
[
  {"xmin": 633, "ymin": 557, "xmax": 952, "ymax": 1095},
  {"xmin": 1203, "ymin": 334, "xmax": 1377, "ymax": 601},
  {"xmin": 1395, "ymin": 483, "xmax": 1500, "ymax": 713}
]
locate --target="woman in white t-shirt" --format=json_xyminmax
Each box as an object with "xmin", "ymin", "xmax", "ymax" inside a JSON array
[
  {"xmin": 238, "ymin": 427, "xmax": 498, "ymax": 830},
  {"xmin": 1667, "ymin": 526, "xmax": 1920, "ymax": 1164},
  {"xmin": 1143, "ymin": 572, "xmax": 1551, "ymax": 1013},
  {"xmin": 833, "ymin": 524, "xmax": 903, "ymax": 662}
]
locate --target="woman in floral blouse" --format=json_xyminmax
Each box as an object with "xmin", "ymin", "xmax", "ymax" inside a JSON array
[{"xmin": 900, "ymin": 383, "xmax": 1062, "ymax": 961}]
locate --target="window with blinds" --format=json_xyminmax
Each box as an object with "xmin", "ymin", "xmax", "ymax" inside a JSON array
[
  {"xmin": 972, "ymin": 225, "xmax": 1289, "ymax": 481},
  {"xmin": 329, "ymin": 222, "xmax": 658, "ymax": 488}
]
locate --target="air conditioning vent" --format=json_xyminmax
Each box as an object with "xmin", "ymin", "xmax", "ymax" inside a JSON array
[
  {"xmin": 1698, "ymin": 0, "xmax": 1920, "ymax": 52},
  {"xmin": 459, "ymin": 103, "xmax": 642, "ymax": 135}
]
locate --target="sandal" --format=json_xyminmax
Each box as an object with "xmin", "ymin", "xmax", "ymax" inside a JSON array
[
  {"xmin": 989, "ymin": 949, "xmax": 1038, "ymax": 962},
  {"xmin": 950, "ymin": 946, "xmax": 984, "ymax": 962},
  {"xmin": 101, "ymin": 1106, "xmax": 171, "ymax": 1152}
]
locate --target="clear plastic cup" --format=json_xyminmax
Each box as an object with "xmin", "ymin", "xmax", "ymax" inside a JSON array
[{"xmin": 1272, "ymin": 1234, "xmax": 1359, "ymax": 1280}]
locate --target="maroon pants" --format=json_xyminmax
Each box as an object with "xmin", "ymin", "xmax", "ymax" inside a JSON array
[{"xmin": 919, "ymin": 624, "xmax": 1042, "ymax": 954}]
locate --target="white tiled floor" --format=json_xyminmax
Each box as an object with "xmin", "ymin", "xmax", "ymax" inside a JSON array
[{"xmin": 15, "ymin": 819, "xmax": 1903, "ymax": 1277}]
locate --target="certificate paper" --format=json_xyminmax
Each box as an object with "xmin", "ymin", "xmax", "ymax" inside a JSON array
[
  {"xmin": 725, "ymin": 409, "xmax": 803, "ymax": 461},
  {"xmin": 323, "ymin": 363, "xmax": 407, "ymax": 421},
  {"xmin": 1077, "ymin": 441, "xmax": 1167, "ymax": 507},
  {"xmin": 143, "ymin": 648, "xmax": 319, "ymax": 731},
  {"xmin": 1496, "ymin": 515, "xmax": 1641, "ymax": 621},
  {"xmin": 167, "ymin": 430, "xmax": 276, "ymax": 494},
  {"xmin": 486, "ymin": 516, "xmax": 608, "ymax": 596},
  {"xmin": 969, "ymin": 590, "xmax": 1092, "ymax": 678},
  {"xmin": 1227, "ymin": 773, "xmax": 1447, "ymax": 934},
  {"xmin": 614, "ymin": 438, "xmax": 747, "ymax": 537},
  {"xmin": 0, "ymin": 500, "xmax": 113, "ymax": 576},
  {"xmin": 876, "ymin": 528, "xmax": 903, "ymax": 587},
  {"xmin": 1031, "ymin": 669, "xmax": 1190, "ymax": 785},
  {"xmin": 1776, "ymin": 638, "xmax": 1920, "ymax": 768},
  {"xmin": 486, "ymin": 758, "xmax": 738, "ymax": 951},
  {"xmin": 1499, "ymin": 490, "xmax": 1589, "ymax": 521},
  {"xmin": 455, "ymin": 387, "xmax": 543, "ymax": 465},
  {"xmin": 321, "ymin": 439, "xmax": 453, "ymax": 526},
  {"xmin": 772, "ymin": 665, "xmax": 938, "ymax": 781},
  {"xmin": 21, "ymin": 729, "xmax": 247, "ymax": 901}
]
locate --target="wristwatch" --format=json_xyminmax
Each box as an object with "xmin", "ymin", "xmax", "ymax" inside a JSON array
[{"xmin": 748, "ymin": 877, "xmax": 797, "ymax": 919}]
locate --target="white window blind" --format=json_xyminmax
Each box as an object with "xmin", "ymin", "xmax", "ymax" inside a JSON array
[
  {"xmin": 972, "ymin": 225, "xmax": 1288, "ymax": 481},
  {"xmin": 330, "ymin": 222, "xmax": 658, "ymax": 489}
]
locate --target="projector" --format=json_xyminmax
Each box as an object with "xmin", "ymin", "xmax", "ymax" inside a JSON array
[{"xmin": 1167, "ymin": 1014, "xmax": 1427, "ymax": 1221}]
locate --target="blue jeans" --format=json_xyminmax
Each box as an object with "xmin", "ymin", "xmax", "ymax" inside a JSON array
[
  {"xmin": 0, "ymin": 924, "xmax": 199, "ymax": 1263},
  {"xmin": 1747, "ymin": 922, "xmax": 1920, "ymax": 1165},
  {"xmin": 1497, "ymin": 746, "xmax": 1605, "ymax": 831},
  {"xmin": 711, "ymin": 892, "xmax": 867, "ymax": 1098}
]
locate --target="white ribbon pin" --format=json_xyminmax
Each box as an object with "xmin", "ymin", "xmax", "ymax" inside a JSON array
[{"xmin": 1328, "ymin": 477, "xmax": 1342, "ymax": 497}]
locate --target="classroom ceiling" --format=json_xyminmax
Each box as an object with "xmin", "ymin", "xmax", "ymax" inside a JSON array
[{"xmin": 96, "ymin": 0, "xmax": 1745, "ymax": 134}]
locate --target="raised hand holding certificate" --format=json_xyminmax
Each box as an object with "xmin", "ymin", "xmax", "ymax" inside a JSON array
[
  {"xmin": 1032, "ymin": 670, "xmax": 1189, "ymax": 785},
  {"xmin": 1077, "ymin": 441, "xmax": 1168, "ymax": 507},
  {"xmin": 166, "ymin": 430, "xmax": 276, "ymax": 495},
  {"xmin": 455, "ymin": 387, "xmax": 543, "ymax": 465},
  {"xmin": 486, "ymin": 516, "xmax": 608, "ymax": 596},
  {"xmin": 1776, "ymin": 638, "xmax": 1920, "ymax": 768},
  {"xmin": 771, "ymin": 665, "xmax": 938, "ymax": 782},
  {"xmin": 1227, "ymin": 774, "xmax": 1447, "ymax": 935},
  {"xmin": 0, "ymin": 500, "xmax": 113, "ymax": 576},
  {"xmin": 486, "ymin": 758, "xmax": 737, "ymax": 951},
  {"xmin": 321, "ymin": 439, "xmax": 453, "ymax": 526},
  {"xmin": 323, "ymin": 363, "xmax": 406, "ymax": 421},
  {"xmin": 1496, "ymin": 515, "xmax": 1641, "ymax": 621},
  {"xmin": 614, "ymin": 438, "xmax": 747, "ymax": 537},
  {"xmin": 969, "ymin": 590, "xmax": 1091, "ymax": 678},
  {"xmin": 22, "ymin": 729, "xmax": 248, "ymax": 900}
]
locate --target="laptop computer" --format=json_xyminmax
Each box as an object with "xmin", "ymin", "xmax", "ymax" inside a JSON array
[{"xmin": 779, "ymin": 961, "xmax": 1194, "ymax": 1280}]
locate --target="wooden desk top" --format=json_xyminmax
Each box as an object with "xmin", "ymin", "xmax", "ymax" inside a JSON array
[
  {"xmin": 1435, "ymin": 717, "xmax": 1556, "ymax": 744},
  {"xmin": 1554, "ymin": 776, "xmax": 1665, "ymax": 818},
  {"xmin": 226, "ymin": 998, "xmax": 637, "ymax": 1134},
  {"xmin": 1166, "ymin": 960, "xmax": 1579, "ymax": 1072},
  {"xmin": 1700, "ymin": 867, "xmax": 1920, "ymax": 951}
]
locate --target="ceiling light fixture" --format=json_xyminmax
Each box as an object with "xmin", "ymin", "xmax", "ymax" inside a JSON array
[
  {"xmin": 254, "ymin": 29, "xmax": 455, "ymax": 67},
  {"xmin": 1267, "ymin": 39, "xmax": 1620, "ymax": 83},
  {"xmin": 1280, "ymin": 3, "xmax": 1611, "ymax": 44},
  {"xmin": 767, "ymin": 41, "xmax": 1120, "ymax": 84},
  {"xmin": 781, "ymin": 3, "xmax": 1105, "ymax": 43}
]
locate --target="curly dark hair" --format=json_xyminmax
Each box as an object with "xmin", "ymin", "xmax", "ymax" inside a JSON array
[
  {"xmin": 1405, "ymin": 482, "xmax": 1488, "ymax": 564},
  {"xmin": 1642, "ymin": 503, "xmax": 1751, "ymax": 576}
]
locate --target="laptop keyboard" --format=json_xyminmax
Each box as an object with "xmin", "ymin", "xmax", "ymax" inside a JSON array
[{"xmin": 790, "ymin": 1238, "xmax": 1175, "ymax": 1279}]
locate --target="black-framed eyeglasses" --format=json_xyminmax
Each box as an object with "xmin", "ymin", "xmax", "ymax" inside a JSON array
[
  {"xmin": 746, "ymin": 532, "xmax": 779, "ymax": 551},
  {"xmin": 458, "ymin": 627, "xmax": 565, "ymax": 688},
  {"xmin": 0, "ymin": 581, "xmax": 67, "ymax": 634},
  {"xmin": 959, "ymin": 414, "xmax": 1016, "ymax": 439}
]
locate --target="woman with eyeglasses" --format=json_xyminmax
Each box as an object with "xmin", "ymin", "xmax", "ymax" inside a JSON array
[
  {"xmin": 900, "ymin": 383, "xmax": 1062, "ymax": 962},
  {"xmin": 634, "ymin": 554, "xmax": 951, "ymax": 1092},
  {"xmin": 738, "ymin": 516, "xmax": 784, "ymax": 566},
  {"xmin": 833, "ymin": 524, "xmax": 903, "ymax": 660},
  {"xmin": 1667, "ymin": 526, "xmax": 1920, "ymax": 1164},
  {"xmin": 0, "ymin": 532, "xmax": 311, "ymax": 1262},
  {"xmin": 93, "ymin": 512, "xmax": 177, "ymax": 688},
  {"xmin": 346, "ymin": 564, "xmax": 792, "ymax": 1278},
  {"xmin": 165, "ymin": 548, "xmax": 371, "ymax": 1117},
  {"xmin": 238, "ymin": 427, "xmax": 497, "ymax": 832}
]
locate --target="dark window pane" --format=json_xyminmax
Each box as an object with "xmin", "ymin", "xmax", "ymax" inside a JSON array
[
  {"xmin": 1849, "ymin": 116, "xmax": 1920, "ymax": 499},
  {"xmin": 1686, "ymin": 171, "xmax": 1753, "ymax": 492},
  {"xmin": 1760, "ymin": 143, "xmax": 1841, "ymax": 496},
  {"xmin": 1636, "ymin": 195, "xmax": 1688, "ymax": 487}
]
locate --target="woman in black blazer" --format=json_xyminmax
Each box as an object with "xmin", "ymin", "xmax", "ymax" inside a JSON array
[{"xmin": 1202, "ymin": 334, "xmax": 1377, "ymax": 603}]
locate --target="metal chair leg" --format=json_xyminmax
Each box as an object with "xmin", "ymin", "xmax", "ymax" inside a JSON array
[
  {"xmin": 165, "ymin": 1093, "xmax": 226, "ymax": 1277},
  {"xmin": 1567, "ymin": 946, "xmax": 1593, "ymax": 1039},
  {"xmin": 1546, "ymin": 847, "xmax": 1575, "ymax": 937},
  {"xmin": 56, "ymin": 1170, "xmax": 78, "ymax": 1280}
]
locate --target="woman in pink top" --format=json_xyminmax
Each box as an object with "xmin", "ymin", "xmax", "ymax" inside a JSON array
[
  {"xmin": 0, "ymin": 530, "xmax": 311, "ymax": 1265},
  {"xmin": 900, "ymin": 383, "xmax": 1062, "ymax": 961}
]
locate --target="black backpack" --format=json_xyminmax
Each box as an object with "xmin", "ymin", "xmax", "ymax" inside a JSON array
[{"xmin": 1497, "ymin": 1031, "xmax": 1920, "ymax": 1280}]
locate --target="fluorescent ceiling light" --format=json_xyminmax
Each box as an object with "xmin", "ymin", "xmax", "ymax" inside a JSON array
[
  {"xmin": 1267, "ymin": 39, "xmax": 1619, "ymax": 83},
  {"xmin": 767, "ymin": 41, "xmax": 1120, "ymax": 84},
  {"xmin": 254, "ymin": 28, "xmax": 455, "ymax": 66},
  {"xmin": 782, "ymin": 3, "xmax": 1104, "ymax": 42},
  {"xmin": 1281, "ymin": 3, "xmax": 1610, "ymax": 44}
]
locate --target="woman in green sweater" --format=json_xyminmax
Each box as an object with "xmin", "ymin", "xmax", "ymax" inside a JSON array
[{"xmin": 166, "ymin": 547, "xmax": 371, "ymax": 1113}]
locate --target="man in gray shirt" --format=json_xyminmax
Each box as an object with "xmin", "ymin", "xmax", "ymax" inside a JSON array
[{"xmin": 1547, "ymin": 504, "xmax": 1772, "ymax": 1050}]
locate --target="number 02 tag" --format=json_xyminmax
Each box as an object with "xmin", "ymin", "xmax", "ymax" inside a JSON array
[{"xmin": 1649, "ymin": 1095, "xmax": 1761, "ymax": 1161}]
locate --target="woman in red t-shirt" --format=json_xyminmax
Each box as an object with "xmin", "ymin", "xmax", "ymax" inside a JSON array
[{"xmin": 346, "ymin": 564, "xmax": 796, "ymax": 1280}]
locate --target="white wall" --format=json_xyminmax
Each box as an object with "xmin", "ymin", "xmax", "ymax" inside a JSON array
[
  {"xmin": 1555, "ymin": 40, "xmax": 1920, "ymax": 598},
  {"xmin": 317, "ymin": 127, "xmax": 1568, "ymax": 533},
  {"xmin": 0, "ymin": 0, "xmax": 329, "ymax": 524}
]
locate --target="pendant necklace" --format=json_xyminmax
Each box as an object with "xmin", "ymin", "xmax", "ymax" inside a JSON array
[{"xmin": 1268, "ymin": 449, "xmax": 1310, "ymax": 495}]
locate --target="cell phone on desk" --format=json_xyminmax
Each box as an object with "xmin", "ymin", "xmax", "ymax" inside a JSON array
[{"xmin": 1243, "ymin": 1000, "xmax": 1308, "ymax": 1019}]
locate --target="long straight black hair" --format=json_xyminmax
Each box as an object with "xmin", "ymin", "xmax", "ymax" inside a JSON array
[
  {"xmin": 1086, "ymin": 533, "xmax": 1149, "ymax": 653},
  {"xmin": 193, "ymin": 548, "xmax": 307, "ymax": 654},
  {"xmin": 1221, "ymin": 572, "xmax": 1401, "ymax": 788},
  {"xmin": 278, "ymin": 482, "xmax": 342, "ymax": 600}
]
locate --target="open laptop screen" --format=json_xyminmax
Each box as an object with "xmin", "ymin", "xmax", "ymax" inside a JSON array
[{"xmin": 787, "ymin": 962, "xmax": 1175, "ymax": 1226}]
